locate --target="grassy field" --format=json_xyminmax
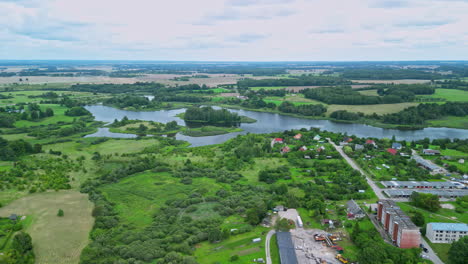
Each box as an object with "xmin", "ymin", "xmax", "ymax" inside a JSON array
[
  {"xmin": 194, "ymin": 226, "xmax": 268, "ymax": 264},
  {"xmin": 427, "ymin": 115, "xmax": 468, "ymax": 129},
  {"xmin": 418, "ymin": 89, "xmax": 468, "ymax": 102},
  {"xmin": 358, "ymin": 89, "xmax": 379, "ymax": 96},
  {"xmin": 270, "ymin": 233, "xmax": 280, "ymax": 264},
  {"xmin": 327, "ymin": 102, "xmax": 418, "ymax": 115},
  {"xmin": 182, "ymin": 126, "xmax": 243, "ymax": 137},
  {"xmin": 101, "ymin": 171, "xmax": 223, "ymax": 229},
  {"xmin": 397, "ymin": 202, "xmax": 467, "ymax": 223},
  {"xmin": 0, "ymin": 190, "xmax": 94, "ymax": 264}
]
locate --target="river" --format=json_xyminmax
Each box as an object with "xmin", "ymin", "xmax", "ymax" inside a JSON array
[{"xmin": 84, "ymin": 105, "xmax": 468, "ymax": 147}]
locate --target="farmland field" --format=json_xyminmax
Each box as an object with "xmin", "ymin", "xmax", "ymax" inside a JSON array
[
  {"xmin": 418, "ymin": 88, "xmax": 468, "ymax": 102},
  {"xmin": 0, "ymin": 190, "xmax": 94, "ymax": 264}
]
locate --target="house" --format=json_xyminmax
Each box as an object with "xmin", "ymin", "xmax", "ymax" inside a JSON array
[
  {"xmin": 299, "ymin": 146, "xmax": 308, "ymax": 151},
  {"xmin": 273, "ymin": 205, "xmax": 285, "ymax": 212},
  {"xmin": 459, "ymin": 159, "xmax": 465, "ymax": 164},
  {"xmin": 426, "ymin": 223, "xmax": 468, "ymax": 243},
  {"xmin": 343, "ymin": 137, "xmax": 353, "ymax": 143},
  {"xmin": 252, "ymin": 238, "xmax": 262, "ymax": 243},
  {"xmin": 316, "ymin": 146, "xmax": 325, "ymax": 152},
  {"xmin": 387, "ymin": 148, "xmax": 398, "ymax": 155},
  {"xmin": 346, "ymin": 200, "xmax": 365, "ymax": 219},
  {"xmin": 9, "ymin": 214, "xmax": 18, "ymax": 221},
  {"xmin": 313, "ymin": 135, "xmax": 321, "ymax": 141},
  {"xmin": 294, "ymin": 133, "xmax": 302, "ymax": 140},
  {"xmin": 281, "ymin": 146, "xmax": 290, "ymax": 153},
  {"xmin": 355, "ymin": 144, "xmax": 364, "ymax": 151},
  {"xmin": 423, "ymin": 149, "xmax": 441, "ymax": 155},
  {"xmin": 365, "ymin": 139, "xmax": 376, "ymax": 145},
  {"xmin": 274, "ymin": 138, "xmax": 283, "ymax": 143},
  {"xmin": 304, "ymin": 155, "xmax": 311, "ymax": 159},
  {"xmin": 392, "ymin": 143, "xmax": 402, "ymax": 150}
]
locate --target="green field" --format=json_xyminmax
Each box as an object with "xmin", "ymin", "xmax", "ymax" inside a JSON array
[
  {"xmin": 397, "ymin": 202, "xmax": 467, "ymax": 223},
  {"xmin": 418, "ymin": 89, "xmax": 468, "ymax": 102},
  {"xmin": 428, "ymin": 115, "xmax": 468, "ymax": 129},
  {"xmin": 0, "ymin": 190, "xmax": 94, "ymax": 264},
  {"xmin": 194, "ymin": 226, "xmax": 268, "ymax": 264}
]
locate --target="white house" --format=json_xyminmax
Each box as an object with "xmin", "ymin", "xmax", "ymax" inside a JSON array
[{"xmin": 426, "ymin": 223, "xmax": 468, "ymax": 243}]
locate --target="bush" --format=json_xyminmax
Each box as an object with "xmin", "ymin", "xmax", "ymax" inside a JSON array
[
  {"xmin": 230, "ymin": 255, "xmax": 239, "ymax": 262},
  {"xmin": 57, "ymin": 209, "xmax": 64, "ymax": 217}
]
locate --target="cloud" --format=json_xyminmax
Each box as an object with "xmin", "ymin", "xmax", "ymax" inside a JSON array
[
  {"xmin": 394, "ymin": 19, "xmax": 456, "ymax": 27},
  {"xmin": 227, "ymin": 33, "xmax": 269, "ymax": 43},
  {"xmin": 370, "ymin": 0, "xmax": 411, "ymax": 8},
  {"xmin": 0, "ymin": 0, "xmax": 467, "ymax": 60}
]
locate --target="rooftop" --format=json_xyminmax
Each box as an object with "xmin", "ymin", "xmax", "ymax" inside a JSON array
[
  {"xmin": 381, "ymin": 181, "xmax": 458, "ymax": 188},
  {"xmin": 383, "ymin": 189, "xmax": 468, "ymax": 198},
  {"xmin": 276, "ymin": 232, "xmax": 298, "ymax": 264},
  {"xmin": 428, "ymin": 223, "xmax": 468, "ymax": 232}
]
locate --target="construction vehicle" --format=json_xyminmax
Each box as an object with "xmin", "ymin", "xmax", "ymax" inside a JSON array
[
  {"xmin": 314, "ymin": 234, "xmax": 325, "ymax": 241},
  {"xmin": 335, "ymin": 254, "xmax": 349, "ymax": 264}
]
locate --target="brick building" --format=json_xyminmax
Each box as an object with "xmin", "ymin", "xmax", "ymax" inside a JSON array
[{"xmin": 377, "ymin": 200, "xmax": 420, "ymax": 248}]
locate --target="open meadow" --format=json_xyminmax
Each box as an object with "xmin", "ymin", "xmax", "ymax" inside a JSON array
[{"xmin": 0, "ymin": 190, "xmax": 94, "ymax": 264}]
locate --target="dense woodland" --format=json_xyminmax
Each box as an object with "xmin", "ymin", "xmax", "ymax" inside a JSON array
[
  {"xmin": 237, "ymin": 75, "xmax": 351, "ymax": 88},
  {"xmin": 381, "ymin": 102, "xmax": 468, "ymax": 125},
  {"xmin": 183, "ymin": 106, "xmax": 241, "ymax": 126}
]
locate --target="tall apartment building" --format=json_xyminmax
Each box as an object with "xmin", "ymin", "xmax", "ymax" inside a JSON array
[
  {"xmin": 426, "ymin": 223, "xmax": 468, "ymax": 243},
  {"xmin": 377, "ymin": 199, "xmax": 420, "ymax": 248}
]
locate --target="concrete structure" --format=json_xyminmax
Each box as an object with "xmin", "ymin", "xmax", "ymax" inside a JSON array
[
  {"xmin": 423, "ymin": 149, "xmax": 441, "ymax": 155},
  {"xmin": 426, "ymin": 223, "xmax": 468, "ymax": 243},
  {"xmin": 377, "ymin": 200, "xmax": 420, "ymax": 248},
  {"xmin": 381, "ymin": 181, "xmax": 459, "ymax": 189},
  {"xmin": 383, "ymin": 189, "xmax": 468, "ymax": 199},
  {"xmin": 276, "ymin": 232, "xmax": 298, "ymax": 264}
]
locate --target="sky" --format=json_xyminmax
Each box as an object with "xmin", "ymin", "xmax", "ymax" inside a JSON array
[{"xmin": 0, "ymin": 0, "xmax": 467, "ymax": 61}]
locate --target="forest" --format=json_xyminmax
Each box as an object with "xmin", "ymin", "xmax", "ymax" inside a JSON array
[
  {"xmin": 183, "ymin": 106, "xmax": 241, "ymax": 126},
  {"xmin": 237, "ymin": 75, "xmax": 351, "ymax": 88}
]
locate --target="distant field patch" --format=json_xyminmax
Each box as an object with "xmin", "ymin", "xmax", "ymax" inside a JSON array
[
  {"xmin": 0, "ymin": 190, "xmax": 94, "ymax": 264},
  {"xmin": 428, "ymin": 116, "xmax": 468, "ymax": 129},
  {"xmin": 327, "ymin": 102, "xmax": 418, "ymax": 115},
  {"xmin": 358, "ymin": 90, "xmax": 379, "ymax": 96},
  {"xmin": 352, "ymin": 79, "xmax": 430, "ymax": 84},
  {"xmin": 418, "ymin": 89, "xmax": 468, "ymax": 102}
]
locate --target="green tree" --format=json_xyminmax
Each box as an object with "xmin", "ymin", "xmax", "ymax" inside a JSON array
[
  {"xmin": 448, "ymin": 236, "xmax": 468, "ymax": 264},
  {"xmin": 410, "ymin": 211, "xmax": 424, "ymax": 226},
  {"xmin": 230, "ymin": 255, "xmax": 239, "ymax": 262},
  {"xmin": 57, "ymin": 209, "xmax": 64, "ymax": 217},
  {"xmin": 12, "ymin": 232, "xmax": 33, "ymax": 253}
]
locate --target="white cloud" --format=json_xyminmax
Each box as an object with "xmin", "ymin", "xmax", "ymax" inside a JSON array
[{"xmin": 0, "ymin": 0, "xmax": 467, "ymax": 60}]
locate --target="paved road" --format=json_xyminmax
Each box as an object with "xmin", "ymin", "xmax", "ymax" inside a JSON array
[
  {"xmin": 327, "ymin": 138, "xmax": 386, "ymax": 199},
  {"xmin": 421, "ymin": 239, "xmax": 444, "ymax": 264},
  {"xmin": 265, "ymin": 230, "xmax": 276, "ymax": 264},
  {"xmin": 329, "ymin": 140, "xmax": 445, "ymax": 263}
]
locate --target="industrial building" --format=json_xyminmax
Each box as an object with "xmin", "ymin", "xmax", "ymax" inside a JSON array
[
  {"xmin": 381, "ymin": 181, "xmax": 460, "ymax": 189},
  {"xmin": 276, "ymin": 232, "xmax": 298, "ymax": 264},
  {"xmin": 412, "ymin": 156, "xmax": 445, "ymax": 174},
  {"xmin": 383, "ymin": 189, "xmax": 468, "ymax": 199},
  {"xmin": 377, "ymin": 200, "xmax": 420, "ymax": 248},
  {"xmin": 426, "ymin": 223, "xmax": 468, "ymax": 243}
]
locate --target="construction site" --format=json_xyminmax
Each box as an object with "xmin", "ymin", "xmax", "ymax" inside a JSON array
[{"xmin": 278, "ymin": 209, "xmax": 351, "ymax": 264}]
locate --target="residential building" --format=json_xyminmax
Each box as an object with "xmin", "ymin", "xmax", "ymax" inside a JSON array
[
  {"xmin": 426, "ymin": 223, "xmax": 468, "ymax": 243},
  {"xmin": 377, "ymin": 200, "xmax": 420, "ymax": 248},
  {"xmin": 346, "ymin": 200, "xmax": 365, "ymax": 219},
  {"xmin": 387, "ymin": 148, "xmax": 398, "ymax": 155},
  {"xmin": 294, "ymin": 133, "xmax": 302, "ymax": 139},
  {"xmin": 313, "ymin": 135, "xmax": 321, "ymax": 141},
  {"xmin": 392, "ymin": 143, "xmax": 402, "ymax": 150},
  {"xmin": 355, "ymin": 144, "xmax": 364, "ymax": 151}
]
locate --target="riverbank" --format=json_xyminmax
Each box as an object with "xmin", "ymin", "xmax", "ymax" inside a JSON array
[
  {"xmin": 207, "ymin": 103, "xmax": 467, "ymax": 130},
  {"xmin": 181, "ymin": 126, "xmax": 243, "ymax": 137}
]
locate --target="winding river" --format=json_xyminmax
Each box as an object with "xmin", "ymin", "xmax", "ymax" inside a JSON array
[{"xmin": 84, "ymin": 105, "xmax": 468, "ymax": 147}]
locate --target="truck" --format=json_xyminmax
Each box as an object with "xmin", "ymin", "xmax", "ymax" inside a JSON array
[{"xmin": 335, "ymin": 254, "xmax": 349, "ymax": 264}]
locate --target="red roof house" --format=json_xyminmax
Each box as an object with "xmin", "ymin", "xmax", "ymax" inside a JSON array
[
  {"xmin": 387, "ymin": 148, "xmax": 397, "ymax": 155},
  {"xmin": 281, "ymin": 146, "xmax": 290, "ymax": 153},
  {"xmin": 274, "ymin": 138, "xmax": 283, "ymax": 143},
  {"xmin": 365, "ymin": 139, "xmax": 375, "ymax": 145},
  {"xmin": 294, "ymin": 133, "xmax": 302, "ymax": 139}
]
